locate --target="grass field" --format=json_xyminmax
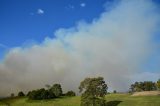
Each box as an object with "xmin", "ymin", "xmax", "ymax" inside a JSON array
[{"xmin": 0, "ymin": 93, "xmax": 160, "ymax": 106}]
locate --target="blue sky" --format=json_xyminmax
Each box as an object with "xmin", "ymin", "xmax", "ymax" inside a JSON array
[
  {"xmin": 0, "ymin": 0, "xmax": 109, "ymax": 59},
  {"xmin": 0, "ymin": 0, "xmax": 107, "ymax": 56}
]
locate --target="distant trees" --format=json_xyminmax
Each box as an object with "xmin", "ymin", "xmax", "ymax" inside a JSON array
[
  {"xmin": 27, "ymin": 83, "xmax": 63, "ymax": 100},
  {"xmin": 18, "ymin": 91, "xmax": 25, "ymax": 97},
  {"xmin": 65, "ymin": 91, "xmax": 76, "ymax": 96},
  {"xmin": 28, "ymin": 88, "xmax": 56, "ymax": 100},
  {"xmin": 50, "ymin": 84, "xmax": 62, "ymax": 97},
  {"xmin": 79, "ymin": 77, "xmax": 108, "ymax": 106},
  {"xmin": 130, "ymin": 81, "xmax": 157, "ymax": 92},
  {"xmin": 156, "ymin": 79, "xmax": 160, "ymax": 90}
]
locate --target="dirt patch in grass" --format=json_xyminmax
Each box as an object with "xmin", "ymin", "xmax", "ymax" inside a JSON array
[{"xmin": 132, "ymin": 91, "xmax": 160, "ymax": 96}]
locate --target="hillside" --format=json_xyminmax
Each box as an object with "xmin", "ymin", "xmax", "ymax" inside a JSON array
[{"xmin": 0, "ymin": 93, "xmax": 160, "ymax": 106}]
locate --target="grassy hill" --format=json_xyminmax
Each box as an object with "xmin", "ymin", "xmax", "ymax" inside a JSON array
[{"xmin": 0, "ymin": 93, "xmax": 160, "ymax": 106}]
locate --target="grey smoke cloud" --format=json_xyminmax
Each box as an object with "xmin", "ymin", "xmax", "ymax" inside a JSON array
[{"xmin": 0, "ymin": 0, "xmax": 160, "ymax": 96}]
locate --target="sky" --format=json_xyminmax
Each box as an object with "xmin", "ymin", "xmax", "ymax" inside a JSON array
[
  {"xmin": 0, "ymin": 0, "xmax": 160, "ymax": 97},
  {"xmin": 0, "ymin": 0, "xmax": 107, "ymax": 58}
]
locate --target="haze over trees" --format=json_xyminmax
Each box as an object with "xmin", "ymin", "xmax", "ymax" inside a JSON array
[{"xmin": 79, "ymin": 77, "xmax": 108, "ymax": 106}]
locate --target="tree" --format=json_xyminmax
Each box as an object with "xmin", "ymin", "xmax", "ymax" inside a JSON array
[
  {"xmin": 50, "ymin": 84, "xmax": 63, "ymax": 97},
  {"xmin": 41, "ymin": 90, "xmax": 55, "ymax": 99},
  {"xmin": 65, "ymin": 91, "xmax": 76, "ymax": 96},
  {"xmin": 28, "ymin": 88, "xmax": 56, "ymax": 100},
  {"xmin": 28, "ymin": 88, "xmax": 45, "ymax": 100},
  {"xmin": 18, "ymin": 91, "xmax": 25, "ymax": 97},
  {"xmin": 156, "ymin": 79, "xmax": 160, "ymax": 90},
  {"xmin": 79, "ymin": 77, "xmax": 108, "ymax": 106},
  {"xmin": 130, "ymin": 81, "xmax": 156, "ymax": 92}
]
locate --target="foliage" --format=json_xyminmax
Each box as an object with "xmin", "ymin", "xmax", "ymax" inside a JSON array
[
  {"xmin": 156, "ymin": 79, "xmax": 160, "ymax": 90},
  {"xmin": 18, "ymin": 91, "xmax": 25, "ymax": 97},
  {"xmin": 28, "ymin": 83, "xmax": 63, "ymax": 100},
  {"xmin": 130, "ymin": 81, "xmax": 157, "ymax": 92},
  {"xmin": 50, "ymin": 84, "xmax": 63, "ymax": 97},
  {"xmin": 79, "ymin": 77, "xmax": 108, "ymax": 106},
  {"xmin": 28, "ymin": 88, "xmax": 55, "ymax": 100},
  {"xmin": 65, "ymin": 91, "xmax": 76, "ymax": 96}
]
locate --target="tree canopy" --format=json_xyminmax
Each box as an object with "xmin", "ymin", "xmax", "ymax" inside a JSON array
[
  {"xmin": 130, "ymin": 81, "xmax": 157, "ymax": 92},
  {"xmin": 79, "ymin": 77, "xmax": 108, "ymax": 106},
  {"xmin": 50, "ymin": 84, "xmax": 63, "ymax": 97}
]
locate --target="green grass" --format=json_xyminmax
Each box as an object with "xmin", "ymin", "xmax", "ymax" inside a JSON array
[
  {"xmin": 0, "ymin": 94, "xmax": 160, "ymax": 106},
  {"xmin": 105, "ymin": 93, "xmax": 160, "ymax": 106}
]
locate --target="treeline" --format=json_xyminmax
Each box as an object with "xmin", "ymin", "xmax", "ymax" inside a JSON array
[
  {"xmin": 10, "ymin": 77, "xmax": 160, "ymax": 106},
  {"xmin": 16, "ymin": 84, "xmax": 75, "ymax": 100},
  {"xmin": 130, "ymin": 79, "xmax": 160, "ymax": 92}
]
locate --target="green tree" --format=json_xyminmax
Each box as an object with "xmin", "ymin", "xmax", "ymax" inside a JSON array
[
  {"xmin": 65, "ymin": 90, "xmax": 76, "ymax": 96},
  {"xmin": 18, "ymin": 91, "xmax": 25, "ymax": 97},
  {"xmin": 79, "ymin": 77, "xmax": 108, "ymax": 106},
  {"xmin": 130, "ymin": 81, "xmax": 156, "ymax": 92},
  {"xmin": 28, "ymin": 88, "xmax": 45, "ymax": 100},
  {"xmin": 50, "ymin": 84, "xmax": 62, "ymax": 97},
  {"xmin": 156, "ymin": 79, "xmax": 160, "ymax": 90}
]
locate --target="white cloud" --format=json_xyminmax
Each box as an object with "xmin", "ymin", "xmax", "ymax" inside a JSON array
[
  {"xmin": 80, "ymin": 3, "xmax": 86, "ymax": 7},
  {"xmin": 0, "ymin": 0, "xmax": 160, "ymax": 96},
  {"xmin": 37, "ymin": 9, "xmax": 44, "ymax": 15}
]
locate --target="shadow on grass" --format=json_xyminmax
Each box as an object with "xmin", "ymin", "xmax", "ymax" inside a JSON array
[{"xmin": 105, "ymin": 100, "xmax": 122, "ymax": 106}]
